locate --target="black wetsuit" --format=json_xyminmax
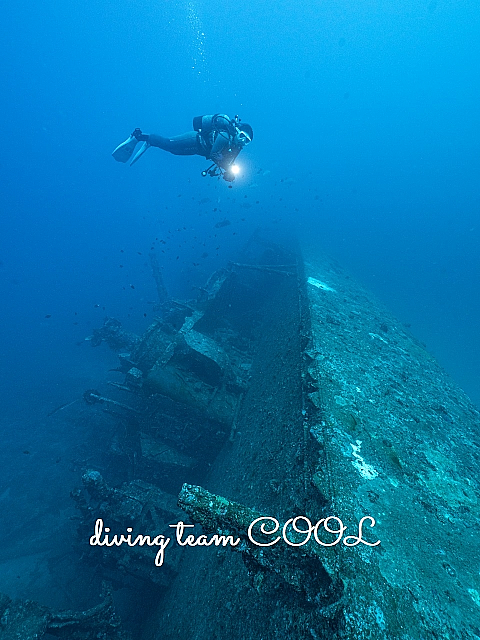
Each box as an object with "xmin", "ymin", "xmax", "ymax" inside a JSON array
[{"xmin": 145, "ymin": 114, "xmax": 243, "ymax": 171}]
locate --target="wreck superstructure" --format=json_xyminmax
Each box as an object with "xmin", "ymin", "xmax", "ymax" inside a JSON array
[{"xmin": 3, "ymin": 235, "xmax": 479, "ymax": 639}]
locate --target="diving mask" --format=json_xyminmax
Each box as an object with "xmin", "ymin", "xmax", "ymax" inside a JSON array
[{"xmin": 236, "ymin": 129, "xmax": 252, "ymax": 145}]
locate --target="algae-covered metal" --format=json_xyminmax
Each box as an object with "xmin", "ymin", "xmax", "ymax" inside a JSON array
[
  {"xmin": 178, "ymin": 483, "xmax": 344, "ymax": 605},
  {"xmin": 73, "ymin": 239, "xmax": 480, "ymax": 639},
  {"xmin": 0, "ymin": 583, "xmax": 130, "ymax": 640},
  {"xmin": 72, "ymin": 471, "xmax": 184, "ymax": 588},
  {"xmin": 301, "ymin": 247, "xmax": 480, "ymax": 638},
  {"xmin": 143, "ymin": 245, "xmax": 480, "ymax": 640}
]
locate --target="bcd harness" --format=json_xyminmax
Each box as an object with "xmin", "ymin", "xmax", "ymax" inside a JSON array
[{"xmin": 194, "ymin": 114, "xmax": 241, "ymax": 178}]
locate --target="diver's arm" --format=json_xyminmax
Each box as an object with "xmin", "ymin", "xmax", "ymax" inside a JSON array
[{"xmin": 209, "ymin": 131, "xmax": 231, "ymax": 165}]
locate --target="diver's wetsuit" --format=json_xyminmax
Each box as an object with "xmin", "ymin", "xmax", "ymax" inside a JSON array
[
  {"xmin": 147, "ymin": 132, "xmax": 202, "ymax": 156},
  {"xmin": 145, "ymin": 114, "xmax": 242, "ymax": 171}
]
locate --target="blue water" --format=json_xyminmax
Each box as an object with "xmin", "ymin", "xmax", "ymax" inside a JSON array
[{"xmin": 0, "ymin": 0, "xmax": 478, "ymax": 617}]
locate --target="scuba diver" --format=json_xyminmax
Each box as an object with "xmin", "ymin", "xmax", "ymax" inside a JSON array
[{"xmin": 112, "ymin": 114, "xmax": 253, "ymax": 182}]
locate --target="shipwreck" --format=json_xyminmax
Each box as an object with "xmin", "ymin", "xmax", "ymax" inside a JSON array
[{"xmin": 4, "ymin": 233, "xmax": 479, "ymax": 639}]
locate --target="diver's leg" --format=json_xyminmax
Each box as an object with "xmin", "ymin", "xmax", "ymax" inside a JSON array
[{"xmin": 148, "ymin": 132, "xmax": 203, "ymax": 156}]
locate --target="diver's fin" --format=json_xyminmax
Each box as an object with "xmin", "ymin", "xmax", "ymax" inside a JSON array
[
  {"xmin": 130, "ymin": 141, "xmax": 151, "ymax": 166},
  {"xmin": 112, "ymin": 135, "xmax": 138, "ymax": 163}
]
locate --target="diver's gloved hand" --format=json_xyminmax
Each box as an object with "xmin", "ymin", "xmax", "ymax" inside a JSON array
[
  {"xmin": 131, "ymin": 128, "xmax": 149, "ymax": 141},
  {"xmin": 223, "ymin": 168, "xmax": 235, "ymax": 182}
]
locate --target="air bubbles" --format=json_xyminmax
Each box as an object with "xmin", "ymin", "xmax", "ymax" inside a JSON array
[{"xmin": 186, "ymin": 1, "xmax": 208, "ymax": 79}]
